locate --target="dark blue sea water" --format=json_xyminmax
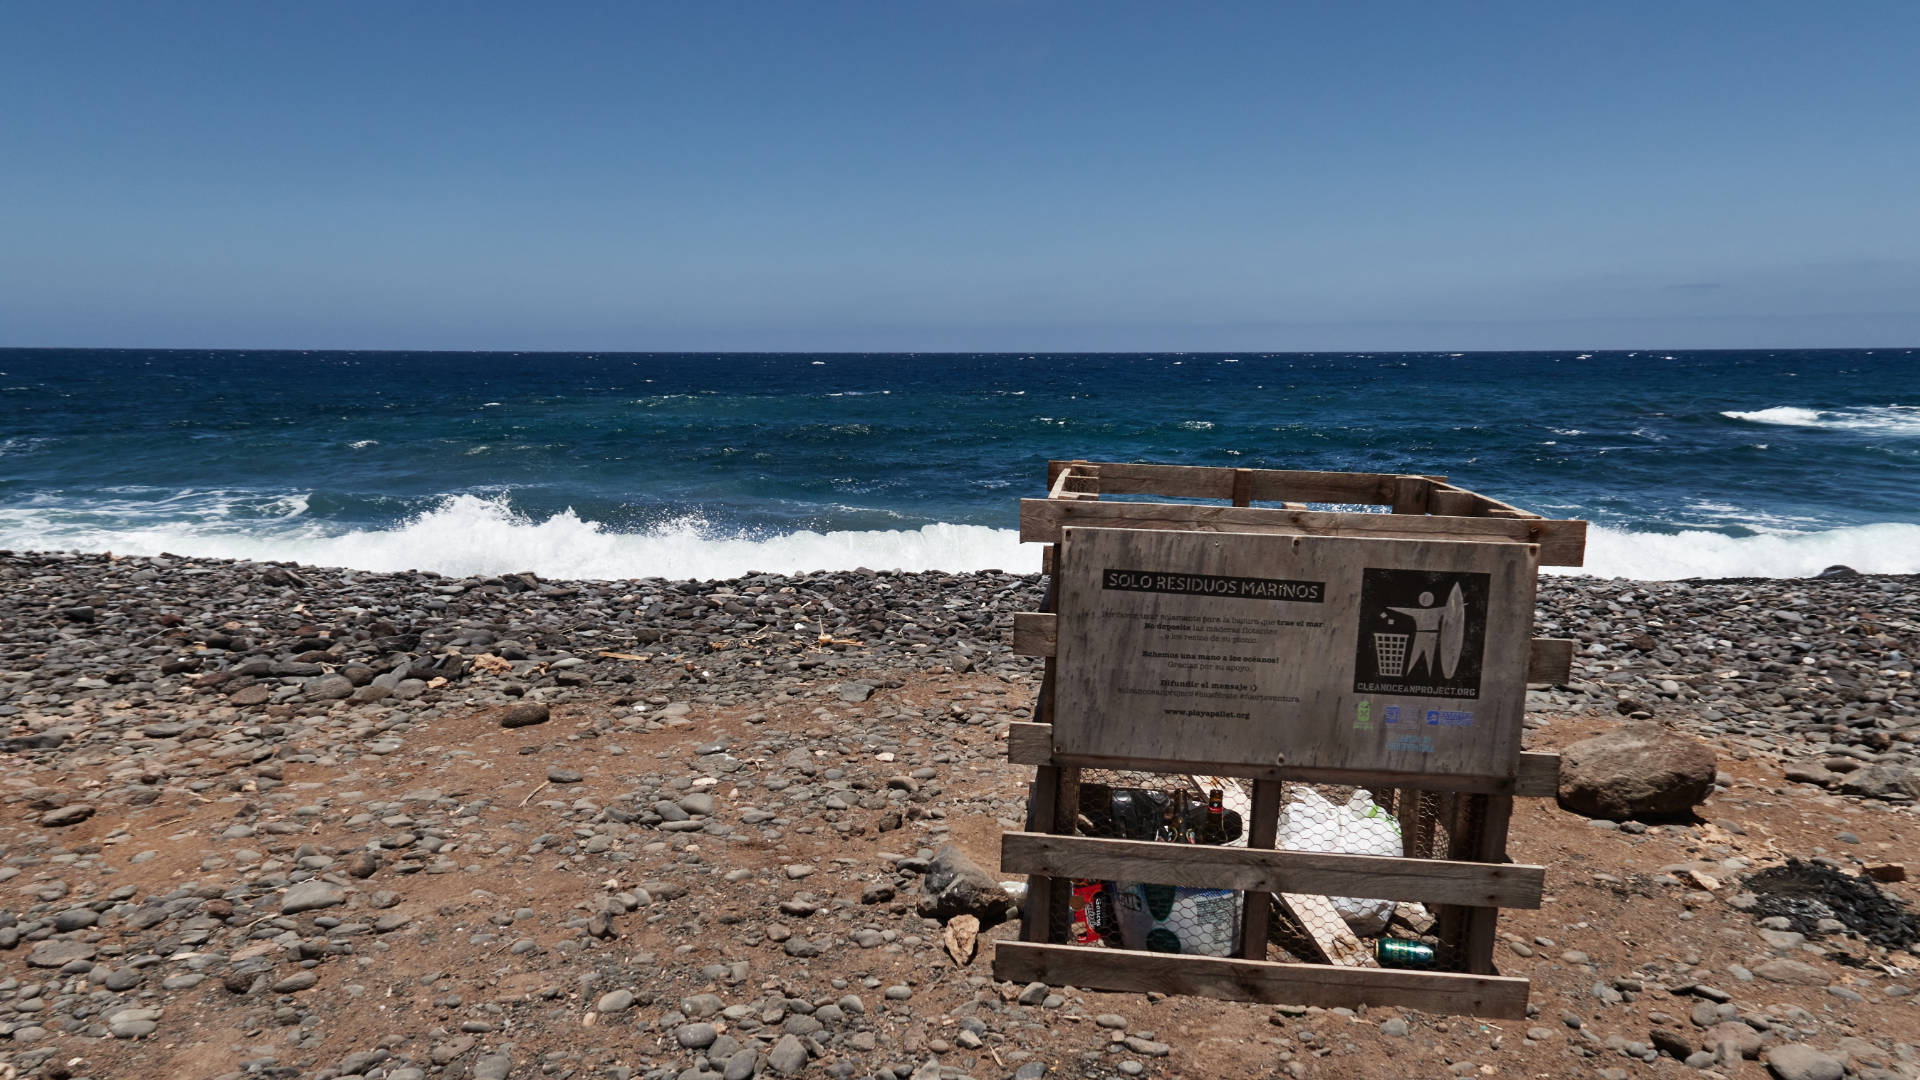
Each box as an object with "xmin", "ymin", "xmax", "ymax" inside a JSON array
[{"xmin": 2, "ymin": 348, "xmax": 1915, "ymax": 580}]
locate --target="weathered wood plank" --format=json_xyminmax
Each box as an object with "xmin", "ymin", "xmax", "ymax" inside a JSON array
[
  {"xmin": 992, "ymin": 941, "xmax": 1531, "ymax": 1018},
  {"xmin": 1051, "ymin": 527, "xmax": 1537, "ymax": 779},
  {"xmin": 1003, "ymin": 722, "xmax": 1562, "ymax": 798},
  {"xmin": 1020, "ymin": 498, "xmax": 1586, "ymax": 565},
  {"xmin": 1020, "ymin": 766, "xmax": 1062, "ymax": 944},
  {"xmin": 1527, "ymin": 638, "xmax": 1574, "ymax": 685},
  {"xmin": 1391, "ymin": 475, "xmax": 1432, "ymax": 515},
  {"xmin": 1239, "ymin": 779, "xmax": 1280, "ymax": 960},
  {"xmin": 1428, "ymin": 488, "xmax": 1479, "ymax": 517},
  {"xmin": 999, "ymin": 832, "xmax": 1545, "ymax": 908},
  {"xmin": 1047, "ymin": 461, "xmax": 1450, "ymax": 506},
  {"xmin": 1466, "ymin": 794, "xmax": 1516, "ymax": 974},
  {"xmin": 1017, "ymin": 612, "xmax": 1573, "ymax": 689},
  {"xmin": 1011, "ymin": 612, "xmax": 1056, "ymax": 657},
  {"xmin": 1515, "ymin": 752, "xmax": 1559, "ymax": 797},
  {"xmin": 1276, "ymin": 890, "xmax": 1371, "ymax": 966}
]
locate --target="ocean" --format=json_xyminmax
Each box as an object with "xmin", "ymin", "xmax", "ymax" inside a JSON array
[{"xmin": 1, "ymin": 348, "xmax": 1915, "ymax": 582}]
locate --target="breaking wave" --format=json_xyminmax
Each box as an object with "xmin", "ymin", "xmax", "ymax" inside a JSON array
[
  {"xmin": 1722, "ymin": 405, "xmax": 1920, "ymax": 435},
  {"xmin": 2, "ymin": 492, "xmax": 1917, "ymax": 582},
  {"xmin": 1563, "ymin": 522, "xmax": 1920, "ymax": 581},
  {"xmin": 0, "ymin": 493, "xmax": 1032, "ymax": 580}
]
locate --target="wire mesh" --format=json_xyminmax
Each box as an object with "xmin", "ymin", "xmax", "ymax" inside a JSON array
[{"xmin": 1046, "ymin": 768, "xmax": 1467, "ymax": 970}]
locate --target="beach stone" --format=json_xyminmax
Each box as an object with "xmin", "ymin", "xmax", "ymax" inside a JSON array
[
  {"xmin": 1705, "ymin": 1022, "xmax": 1764, "ymax": 1059},
  {"xmin": 1558, "ymin": 722, "xmax": 1716, "ymax": 820},
  {"xmin": 473, "ymin": 1053, "xmax": 511, "ymax": 1080},
  {"xmin": 1754, "ymin": 959, "xmax": 1829, "ymax": 986},
  {"xmin": 1837, "ymin": 763, "xmax": 1920, "ymax": 800},
  {"xmin": 597, "ymin": 989, "xmax": 634, "ymax": 1014},
  {"xmin": 1765, "ymin": 1044, "xmax": 1843, "ymax": 1080},
  {"xmin": 304, "ymin": 674, "xmax": 355, "ymax": 700},
  {"xmin": 271, "ymin": 970, "xmax": 318, "ymax": 992},
  {"xmin": 109, "ymin": 1013, "xmax": 160, "ymax": 1039},
  {"xmin": 282, "ymin": 880, "xmax": 348, "ymax": 914},
  {"xmin": 677, "ymin": 1023, "xmax": 718, "ymax": 1049},
  {"xmin": 766, "ymin": 1035, "xmax": 808, "ymax": 1075},
  {"xmin": 500, "ymin": 702, "xmax": 550, "ymax": 728},
  {"xmin": 1649, "ymin": 1027, "xmax": 1693, "ymax": 1059},
  {"xmin": 26, "ymin": 940, "xmax": 94, "ymax": 968},
  {"xmin": 917, "ymin": 844, "xmax": 1012, "ymax": 924},
  {"xmin": 722, "ymin": 1048, "xmax": 759, "ymax": 1079},
  {"xmin": 39, "ymin": 804, "xmax": 93, "ymax": 827}
]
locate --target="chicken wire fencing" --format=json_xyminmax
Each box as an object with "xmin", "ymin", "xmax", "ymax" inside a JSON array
[{"xmin": 1037, "ymin": 771, "xmax": 1473, "ymax": 969}]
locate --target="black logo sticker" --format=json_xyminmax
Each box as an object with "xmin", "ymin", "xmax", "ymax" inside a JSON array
[{"xmin": 1352, "ymin": 569, "xmax": 1490, "ymax": 699}]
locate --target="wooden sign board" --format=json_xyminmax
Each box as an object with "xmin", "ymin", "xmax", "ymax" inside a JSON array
[{"xmin": 1051, "ymin": 527, "xmax": 1539, "ymax": 780}]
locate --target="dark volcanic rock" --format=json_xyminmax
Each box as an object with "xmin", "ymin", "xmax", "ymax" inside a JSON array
[
  {"xmin": 1558, "ymin": 722, "xmax": 1716, "ymax": 820},
  {"xmin": 916, "ymin": 844, "xmax": 1012, "ymax": 925},
  {"xmin": 500, "ymin": 702, "xmax": 551, "ymax": 728}
]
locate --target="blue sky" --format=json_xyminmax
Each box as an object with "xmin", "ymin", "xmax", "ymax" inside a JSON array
[{"xmin": 3, "ymin": 2, "xmax": 1917, "ymax": 351}]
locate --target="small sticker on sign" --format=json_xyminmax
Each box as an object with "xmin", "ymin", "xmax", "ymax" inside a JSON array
[
  {"xmin": 1424, "ymin": 709, "xmax": 1474, "ymax": 727},
  {"xmin": 1354, "ymin": 700, "xmax": 1373, "ymax": 730},
  {"xmin": 1388, "ymin": 733, "xmax": 1435, "ymax": 753}
]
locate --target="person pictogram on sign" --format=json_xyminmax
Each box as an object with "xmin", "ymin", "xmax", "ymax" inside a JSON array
[{"xmin": 1383, "ymin": 582, "xmax": 1468, "ymax": 680}]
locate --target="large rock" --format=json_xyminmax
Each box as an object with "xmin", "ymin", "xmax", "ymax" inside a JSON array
[
  {"xmin": 1836, "ymin": 762, "xmax": 1920, "ymax": 801},
  {"xmin": 1765, "ymin": 1044, "xmax": 1843, "ymax": 1080},
  {"xmin": 1558, "ymin": 722, "xmax": 1716, "ymax": 820},
  {"xmin": 916, "ymin": 844, "xmax": 1012, "ymax": 926}
]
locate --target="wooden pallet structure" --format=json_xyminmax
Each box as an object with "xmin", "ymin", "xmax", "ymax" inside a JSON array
[{"xmin": 992, "ymin": 461, "xmax": 1589, "ymax": 1018}]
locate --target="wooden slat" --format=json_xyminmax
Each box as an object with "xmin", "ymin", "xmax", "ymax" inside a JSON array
[
  {"xmin": 1515, "ymin": 752, "xmax": 1558, "ymax": 796},
  {"xmin": 1275, "ymin": 890, "xmax": 1371, "ymax": 966},
  {"xmin": 1391, "ymin": 475, "xmax": 1432, "ymax": 515},
  {"xmin": 1044, "ymin": 459, "xmax": 1096, "ymax": 488},
  {"xmin": 1000, "ymin": 832, "xmax": 1544, "ymax": 909},
  {"xmin": 1429, "ymin": 483, "xmax": 1542, "ymax": 520},
  {"xmin": 993, "ymin": 941, "xmax": 1531, "ymax": 1019},
  {"xmin": 1003, "ymin": 722, "xmax": 1562, "ymax": 798},
  {"xmin": 1019, "ymin": 499, "xmax": 1586, "ymax": 566},
  {"xmin": 1527, "ymin": 638, "xmax": 1574, "ymax": 685},
  {"xmin": 1428, "ymin": 488, "xmax": 1479, "ymax": 517},
  {"xmin": 1015, "ymin": 614, "xmax": 1573, "ymax": 689},
  {"xmin": 1231, "ymin": 468, "xmax": 1254, "ymax": 507},
  {"xmin": 1011, "ymin": 612, "xmax": 1056, "ymax": 657},
  {"xmin": 1050, "ymin": 461, "xmax": 1409, "ymax": 505}
]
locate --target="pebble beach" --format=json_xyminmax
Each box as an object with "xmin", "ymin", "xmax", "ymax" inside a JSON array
[{"xmin": 0, "ymin": 550, "xmax": 1916, "ymax": 1080}]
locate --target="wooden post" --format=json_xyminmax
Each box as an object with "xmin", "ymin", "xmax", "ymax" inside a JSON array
[
  {"xmin": 1237, "ymin": 779, "xmax": 1282, "ymax": 959},
  {"xmin": 1022, "ymin": 543, "xmax": 1075, "ymax": 944},
  {"xmin": 1463, "ymin": 796, "xmax": 1514, "ymax": 974}
]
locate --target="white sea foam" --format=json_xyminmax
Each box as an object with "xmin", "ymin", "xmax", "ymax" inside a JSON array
[
  {"xmin": 1723, "ymin": 405, "xmax": 1920, "ymax": 434},
  {"xmin": 2, "ymin": 492, "xmax": 1915, "ymax": 582},
  {"xmin": 1555, "ymin": 522, "xmax": 1920, "ymax": 581},
  {"xmin": 0, "ymin": 494, "xmax": 1033, "ymax": 581}
]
